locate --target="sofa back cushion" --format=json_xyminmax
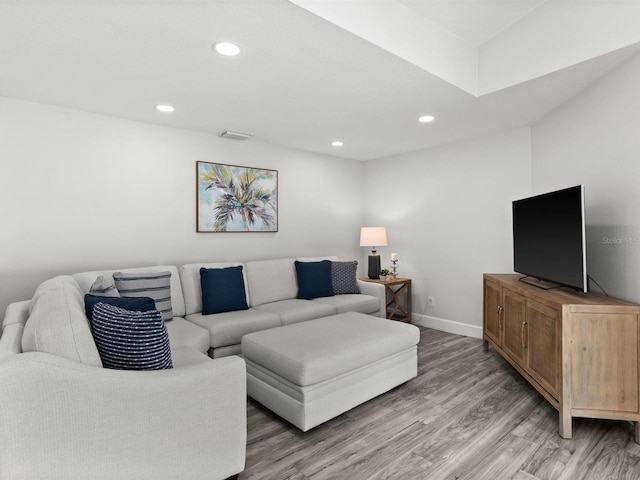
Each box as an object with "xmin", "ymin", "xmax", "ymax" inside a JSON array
[
  {"xmin": 245, "ymin": 258, "xmax": 297, "ymax": 307},
  {"xmin": 295, "ymin": 256, "xmax": 339, "ymax": 263},
  {"xmin": 179, "ymin": 262, "xmax": 248, "ymax": 315},
  {"xmin": 22, "ymin": 276, "xmax": 103, "ymax": 367},
  {"xmin": 72, "ymin": 265, "xmax": 185, "ymax": 318}
]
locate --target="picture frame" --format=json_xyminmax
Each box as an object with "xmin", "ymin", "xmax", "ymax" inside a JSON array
[{"xmin": 196, "ymin": 161, "xmax": 278, "ymax": 232}]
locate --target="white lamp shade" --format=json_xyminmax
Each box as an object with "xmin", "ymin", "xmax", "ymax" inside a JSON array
[{"xmin": 360, "ymin": 227, "xmax": 387, "ymax": 247}]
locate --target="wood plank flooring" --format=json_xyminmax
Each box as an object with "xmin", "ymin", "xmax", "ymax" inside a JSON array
[{"xmin": 240, "ymin": 327, "xmax": 640, "ymax": 480}]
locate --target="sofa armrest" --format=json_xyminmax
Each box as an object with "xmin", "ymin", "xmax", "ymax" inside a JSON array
[
  {"xmin": 0, "ymin": 301, "xmax": 30, "ymax": 359},
  {"xmin": 357, "ymin": 280, "xmax": 386, "ymax": 318},
  {"xmin": 0, "ymin": 352, "xmax": 247, "ymax": 480}
]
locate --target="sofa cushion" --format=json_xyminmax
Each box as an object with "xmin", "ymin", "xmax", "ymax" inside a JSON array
[
  {"xmin": 164, "ymin": 317, "xmax": 210, "ymax": 354},
  {"xmin": 171, "ymin": 347, "xmax": 212, "ymax": 367},
  {"xmin": 312, "ymin": 294, "xmax": 379, "ymax": 315},
  {"xmin": 186, "ymin": 309, "xmax": 281, "ymax": 349},
  {"xmin": 92, "ymin": 303, "xmax": 172, "ymax": 370},
  {"xmin": 254, "ymin": 299, "xmax": 336, "ymax": 326},
  {"xmin": 295, "ymin": 256, "xmax": 339, "ymax": 263},
  {"xmin": 179, "ymin": 262, "xmax": 249, "ymax": 316},
  {"xmin": 331, "ymin": 261, "xmax": 360, "ymax": 295},
  {"xmin": 245, "ymin": 259, "xmax": 297, "ymax": 307},
  {"xmin": 22, "ymin": 276, "xmax": 103, "ymax": 367},
  {"xmin": 71, "ymin": 265, "xmax": 186, "ymax": 318},
  {"xmin": 295, "ymin": 260, "xmax": 334, "ymax": 300},
  {"xmin": 114, "ymin": 271, "xmax": 173, "ymax": 321},
  {"xmin": 201, "ymin": 266, "xmax": 249, "ymax": 315},
  {"xmin": 28, "ymin": 274, "xmax": 83, "ymax": 314},
  {"xmin": 84, "ymin": 294, "xmax": 156, "ymax": 323}
]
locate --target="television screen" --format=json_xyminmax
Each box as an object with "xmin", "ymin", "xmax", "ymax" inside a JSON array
[{"xmin": 512, "ymin": 185, "xmax": 587, "ymax": 292}]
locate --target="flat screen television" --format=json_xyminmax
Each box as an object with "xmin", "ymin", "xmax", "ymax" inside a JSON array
[{"xmin": 512, "ymin": 185, "xmax": 587, "ymax": 292}]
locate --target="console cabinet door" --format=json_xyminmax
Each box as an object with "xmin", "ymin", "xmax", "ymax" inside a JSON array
[
  {"xmin": 502, "ymin": 288, "xmax": 526, "ymax": 367},
  {"xmin": 569, "ymin": 312, "xmax": 639, "ymax": 413},
  {"xmin": 525, "ymin": 299, "xmax": 560, "ymax": 399},
  {"xmin": 483, "ymin": 279, "xmax": 502, "ymax": 346}
]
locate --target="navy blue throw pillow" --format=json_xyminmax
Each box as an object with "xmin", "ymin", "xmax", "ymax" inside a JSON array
[
  {"xmin": 200, "ymin": 266, "xmax": 249, "ymax": 315},
  {"xmin": 295, "ymin": 260, "xmax": 335, "ymax": 300},
  {"xmin": 91, "ymin": 302, "xmax": 172, "ymax": 371},
  {"xmin": 84, "ymin": 294, "xmax": 156, "ymax": 323}
]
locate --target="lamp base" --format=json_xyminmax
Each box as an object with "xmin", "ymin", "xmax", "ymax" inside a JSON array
[{"xmin": 368, "ymin": 254, "xmax": 381, "ymax": 279}]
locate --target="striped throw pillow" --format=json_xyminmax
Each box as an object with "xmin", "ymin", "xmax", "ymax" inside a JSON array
[
  {"xmin": 92, "ymin": 302, "xmax": 172, "ymax": 370},
  {"xmin": 89, "ymin": 275, "xmax": 120, "ymax": 297},
  {"xmin": 114, "ymin": 271, "xmax": 173, "ymax": 321}
]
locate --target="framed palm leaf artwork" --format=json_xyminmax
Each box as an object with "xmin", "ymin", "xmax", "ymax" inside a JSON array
[{"xmin": 196, "ymin": 161, "xmax": 278, "ymax": 232}]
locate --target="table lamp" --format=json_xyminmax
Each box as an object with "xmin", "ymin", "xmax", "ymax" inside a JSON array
[{"xmin": 360, "ymin": 227, "xmax": 387, "ymax": 279}]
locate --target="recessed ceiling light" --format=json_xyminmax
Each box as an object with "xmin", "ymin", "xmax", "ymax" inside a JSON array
[
  {"xmin": 331, "ymin": 141, "xmax": 344, "ymax": 147},
  {"xmin": 418, "ymin": 115, "xmax": 435, "ymax": 123},
  {"xmin": 156, "ymin": 104, "xmax": 175, "ymax": 113},
  {"xmin": 213, "ymin": 42, "xmax": 241, "ymax": 56}
]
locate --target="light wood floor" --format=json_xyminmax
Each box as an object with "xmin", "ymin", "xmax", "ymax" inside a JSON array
[{"xmin": 240, "ymin": 327, "xmax": 640, "ymax": 480}]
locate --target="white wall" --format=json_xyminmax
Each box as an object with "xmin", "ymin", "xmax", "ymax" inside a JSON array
[
  {"xmin": 0, "ymin": 97, "xmax": 365, "ymax": 317},
  {"xmin": 364, "ymin": 128, "xmax": 531, "ymax": 337},
  {"xmin": 8, "ymin": 46, "xmax": 638, "ymax": 336},
  {"xmin": 532, "ymin": 53, "xmax": 640, "ymax": 303}
]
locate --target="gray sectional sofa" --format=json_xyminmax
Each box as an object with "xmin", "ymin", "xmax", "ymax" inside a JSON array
[
  {"xmin": 179, "ymin": 257, "xmax": 384, "ymax": 357},
  {"xmin": 0, "ymin": 256, "xmax": 385, "ymax": 479}
]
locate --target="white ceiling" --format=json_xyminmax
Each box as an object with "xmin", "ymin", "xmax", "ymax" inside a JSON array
[
  {"xmin": 1, "ymin": 0, "xmax": 640, "ymax": 161},
  {"xmin": 397, "ymin": 0, "xmax": 548, "ymax": 47}
]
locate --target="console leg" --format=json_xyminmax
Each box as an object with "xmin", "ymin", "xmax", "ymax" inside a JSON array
[
  {"xmin": 482, "ymin": 339, "xmax": 489, "ymax": 351},
  {"xmin": 559, "ymin": 412, "xmax": 572, "ymax": 439}
]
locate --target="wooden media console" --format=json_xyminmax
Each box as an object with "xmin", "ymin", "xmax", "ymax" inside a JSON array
[{"xmin": 483, "ymin": 273, "xmax": 640, "ymax": 442}]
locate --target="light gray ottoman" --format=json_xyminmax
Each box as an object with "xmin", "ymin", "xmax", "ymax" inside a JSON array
[{"xmin": 241, "ymin": 312, "xmax": 420, "ymax": 431}]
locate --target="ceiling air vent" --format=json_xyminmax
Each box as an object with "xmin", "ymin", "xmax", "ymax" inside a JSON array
[{"xmin": 217, "ymin": 129, "xmax": 253, "ymax": 141}]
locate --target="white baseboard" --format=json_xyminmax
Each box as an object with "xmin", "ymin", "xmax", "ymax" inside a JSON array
[{"xmin": 411, "ymin": 313, "xmax": 482, "ymax": 339}]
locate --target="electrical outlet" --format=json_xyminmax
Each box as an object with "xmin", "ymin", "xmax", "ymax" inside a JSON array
[{"xmin": 427, "ymin": 296, "xmax": 435, "ymax": 308}]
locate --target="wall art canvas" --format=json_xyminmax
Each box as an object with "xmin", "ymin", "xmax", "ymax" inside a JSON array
[{"xmin": 197, "ymin": 161, "xmax": 278, "ymax": 232}]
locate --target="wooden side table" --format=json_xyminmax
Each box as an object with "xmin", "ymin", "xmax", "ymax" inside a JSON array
[{"xmin": 360, "ymin": 277, "xmax": 412, "ymax": 322}]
